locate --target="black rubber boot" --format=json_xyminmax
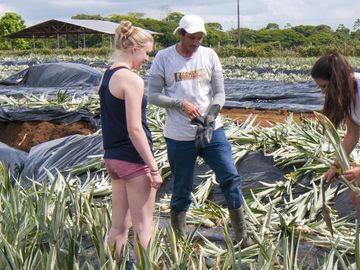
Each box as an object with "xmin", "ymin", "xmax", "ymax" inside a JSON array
[
  {"xmin": 170, "ymin": 210, "xmax": 186, "ymax": 236},
  {"xmin": 229, "ymin": 207, "xmax": 254, "ymax": 248}
]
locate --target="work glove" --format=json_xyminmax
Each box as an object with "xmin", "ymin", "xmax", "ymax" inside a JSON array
[
  {"xmin": 203, "ymin": 104, "xmax": 220, "ymax": 143},
  {"xmin": 191, "ymin": 104, "xmax": 220, "ymax": 149},
  {"xmin": 191, "ymin": 116, "xmax": 206, "ymax": 149}
]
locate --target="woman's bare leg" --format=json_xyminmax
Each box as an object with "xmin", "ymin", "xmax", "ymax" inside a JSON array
[
  {"xmin": 126, "ymin": 173, "xmax": 156, "ymax": 262},
  {"xmin": 108, "ymin": 179, "xmax": 132, "ymax": 259}
]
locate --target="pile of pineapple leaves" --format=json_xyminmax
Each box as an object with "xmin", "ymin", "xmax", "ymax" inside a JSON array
[{"xmin": 0, "ymin": 55, "xmax": 359, "ymax": 269}]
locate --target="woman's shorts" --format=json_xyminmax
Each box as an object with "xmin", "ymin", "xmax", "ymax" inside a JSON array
[{"xmin": 104, "ymin": 159, "xmax": 150, "ymax": 181}]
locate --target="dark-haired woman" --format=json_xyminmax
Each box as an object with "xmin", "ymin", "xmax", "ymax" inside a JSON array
[{"xmin": 311, "ymin": 53, "xmax": 360, "ymax": 218}]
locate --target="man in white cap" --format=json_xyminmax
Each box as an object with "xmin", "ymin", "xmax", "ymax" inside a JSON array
[{"xmin": 148, "ymin": 14, "xmax": 253, "ymax": 247}]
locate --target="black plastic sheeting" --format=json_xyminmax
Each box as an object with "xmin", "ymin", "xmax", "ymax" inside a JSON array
[
  {"xmin": 0, "ymin": 142, "xmax": 28, "ymax": 181},
  {"xmin": 0, "ymin": 79, "xmax": 323, "ymax": 112},
  {"xmin": 0, "ymin": 107, "xmax": 100, "ymax": 184},
  {"xmin": 20, "ymin": 134, "xmax": 103, "ymax": 187},
  {"xmin": 0, "ymin": 84, "xmax": 99, "ymax": 97},
  {"xmin": 0, "ymin": 58, "xmax": 108, "ymax": 69},
  {"xmin": 224, "ymin": 79, "xmax": 324, "ymax": 112},
  {"xmin": 158, "ymin": 150, "xmax": 355, "ymax": 219},
  {"xmin": 0, "ymin": 59, "xmax": 41, "ymax": 66},
  {"xmin": 0, "ymin": 107, "xmax": 98, "ymax": 129},
  {"xmin": 0, "ymin": 62, "xmax": 101, "ymax": 87},
  {"xmin": 0, "ymin": 61, "xmax": 326, "ymax": 112}
]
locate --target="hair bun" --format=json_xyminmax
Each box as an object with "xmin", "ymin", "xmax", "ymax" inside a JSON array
[
  {"xmin": 116, "ymin": 20, "xmax": 134, "ymax": 39},
  {"xmin": 113, "ymin": 19, "xmax": 153, "ymax": 51}
]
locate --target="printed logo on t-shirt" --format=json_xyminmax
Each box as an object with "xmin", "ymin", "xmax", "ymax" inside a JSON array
[{"xmin": 174, "ymin": 69, "xmax": 205, "ymax": 81}]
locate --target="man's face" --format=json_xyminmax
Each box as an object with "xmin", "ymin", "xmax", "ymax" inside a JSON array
[{"xmin": 179, "ymin": 32, "xmax": 204, "ymax": 54}]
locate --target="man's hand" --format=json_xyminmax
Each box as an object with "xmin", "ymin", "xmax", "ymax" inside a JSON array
[{"xmin": 182, "ymin": 100, "xmax": 201, "ymax": 119}]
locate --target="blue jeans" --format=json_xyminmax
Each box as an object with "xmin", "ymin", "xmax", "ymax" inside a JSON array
[{"xmin": 166, "ymin": 127, "xmax": 244, "ymax": 212}]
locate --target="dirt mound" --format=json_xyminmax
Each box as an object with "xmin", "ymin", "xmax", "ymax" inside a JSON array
[
  {"xmin": 0, "ymin": 109, "xmax": 315, "ymax": 153},
  {"xmin": 221, "ymin": 108, "xmax": 315, "ymax": 127},
  {"xmin": 0, "ymin": 121, "xmax": 95, "ymax": 152}
]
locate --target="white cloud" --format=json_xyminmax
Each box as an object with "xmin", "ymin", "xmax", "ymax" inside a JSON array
[
  {"xmin": 236, "ymin": 0, "xmax": 359, "ymax": 30},
  {"xmin": 0, "ymin": 3, "xmax": 18, "ymax": 14},
  {"xmin": 50, "ymin": 0, "xmax": 118, "ymax": 8}
]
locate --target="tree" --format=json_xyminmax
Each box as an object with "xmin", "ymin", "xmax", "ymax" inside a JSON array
[
  {"xmin": 336, "ymin": 24, "xmax": 350, "ymax": 34},
  {"xmin": 0, "ymin": 12, "xmax": 26, "ymax": 35},
  {"xmin": 336, "ymin": 24, "xmax": 350, "ymax": 40},
  {"xmin": 284, "ymin": 23, "xmax": 292, "ymax": 29},
  {"xmin": 265, "ymin": 23, "xmax": 280, "ymax": 30},
  {"xmin": 308, "ymin": 32, "xmax": 335, "ymax": 45},
  {"xmin": 204, "ymin": 23, "xmax": 227, "ymax": 47},
  {"xmin": 353, "ymin": 18, "xmax": 360, "ymax": 31},
  {"xmin": 162, "ymin": 12, "xmax": 183, "ymax": 23},
  {"xmin": 351, "ymin": 29, "xmax": 360, "ymax": 40},
  {"xmin": 206, "ymin": 22, "xmax": 223, "ymax": 32},
  {"xmin": 127, "ymin": 12, "xmax": 145, "ymax": 19},
  {"xmin": 315, "ymin": 24, "xmax": 333, "ymax": 33},
  {"xmin": 292, "ymin": 25, "xmax": 316, "ymax": 37},
  {"xmin": 0, "ymin": 12, "xmax": 29, "ymax": 49},
  {"xmin": 71, "ymin": 14, "xmax": 104, "ymax": 20}
]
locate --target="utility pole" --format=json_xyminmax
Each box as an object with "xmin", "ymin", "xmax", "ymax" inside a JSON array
[{"xmin": 237, "ymin": 0, "xmax": 241, "ymax": 47}]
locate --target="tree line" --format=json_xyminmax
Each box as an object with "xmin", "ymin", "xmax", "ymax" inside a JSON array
[{"xmin": 1, "ymin": 11, "xmax": 360, "ymax": 57}]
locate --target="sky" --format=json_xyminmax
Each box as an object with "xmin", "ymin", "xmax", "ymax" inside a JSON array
[{"xmin": 0, "ymin": 0, "xmax": 358, "ymax": 31}]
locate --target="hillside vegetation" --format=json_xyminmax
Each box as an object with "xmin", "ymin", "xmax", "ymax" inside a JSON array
[{"xmin": 0, "ymin": 11, "xmax": 360, "ymax": 57}]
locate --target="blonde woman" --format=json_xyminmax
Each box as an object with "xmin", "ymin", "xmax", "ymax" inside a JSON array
[{"xmin": 98, "ymin": 20, "xmax": 162, "ymax": 262}]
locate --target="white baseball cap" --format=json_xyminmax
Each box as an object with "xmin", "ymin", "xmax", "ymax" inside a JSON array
[{"xmin": 173, "ymin": 15, "xmax": 207, "ymax": 35}]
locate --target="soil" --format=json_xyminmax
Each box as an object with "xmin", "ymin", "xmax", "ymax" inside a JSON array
[
  {"xmin": 0, "ymin": 108, "xmax": 316, "ymax": 152},
  {"xmin": 0, "ymin": 121, "xmax": 95, "ymax": 152},
  {"xmin": 221, "ymin": 108, "xmax": 315, "ymax": 127}
]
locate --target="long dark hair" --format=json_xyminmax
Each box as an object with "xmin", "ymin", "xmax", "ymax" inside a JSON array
[{"xmin": 311, "ymin": 53, "xmax": 356, "ymax": 128}]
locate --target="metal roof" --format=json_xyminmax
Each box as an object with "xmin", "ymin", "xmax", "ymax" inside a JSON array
[{"xmin": 6, "ymin": 19, "xmax": 162, "ymax": 38}]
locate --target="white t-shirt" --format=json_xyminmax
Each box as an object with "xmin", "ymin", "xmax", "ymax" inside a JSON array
[
  {"xmin": 149, "ymin": 45, "xmax": 223, "ymax": 141},
  {"xmin": 350, "ymin": 72, "xmax": 360, "ymax": 125}
]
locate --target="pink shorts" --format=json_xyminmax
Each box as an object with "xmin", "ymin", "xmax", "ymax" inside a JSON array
[{"xmin": 104, "ymin": 159, "xmax": 150, "ymax": 181}]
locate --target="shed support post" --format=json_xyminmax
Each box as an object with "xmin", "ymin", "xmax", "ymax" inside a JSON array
[
  {"xmin": 57, "ymin": 33, "xmax": 60, "ymax": 49},
  {"xmin": 32, "ymin": 34, "xmax": 36, "ymax": 49}
]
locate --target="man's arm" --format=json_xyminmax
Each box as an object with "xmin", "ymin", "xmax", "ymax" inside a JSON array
[
  {"xmin": 148, "ymin": 74, "xmax": 183, "ymax": 109},
  {"xmin": 210, "ymin": 69, "xmax": 225, "ymax": 108}
]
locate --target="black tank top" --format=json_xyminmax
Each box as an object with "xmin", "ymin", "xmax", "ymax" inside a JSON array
[{"xmin": 99, "ymin": 66, "xmax": 153, "ymax": 164}]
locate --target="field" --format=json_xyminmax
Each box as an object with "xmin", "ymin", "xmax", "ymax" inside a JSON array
[{"xmin": 0, "ymin": 55, "xmax": 359, "ymax": 269}]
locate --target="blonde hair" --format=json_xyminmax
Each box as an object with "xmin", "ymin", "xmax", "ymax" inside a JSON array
[{"xmin": 114, "ymin": 20, "xmax": 153, "ymax": 50}]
